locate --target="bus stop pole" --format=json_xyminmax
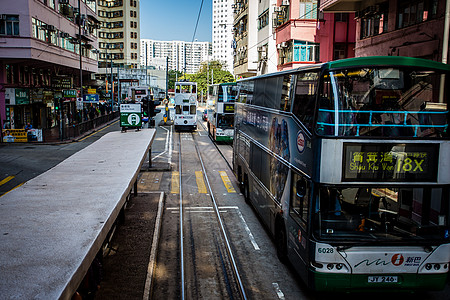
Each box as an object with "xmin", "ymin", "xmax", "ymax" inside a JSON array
[{"xmin": 149, "ymin": 147, "xmax": 152, "ymax": 169}]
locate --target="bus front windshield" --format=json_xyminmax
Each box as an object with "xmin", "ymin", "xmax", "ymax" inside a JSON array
[
  {"xmin": 314, "ymin": 186, "xmax": 450, "ymax": 244},
  {"xmin": 217, "ymin": 114, "xmax": 234, "ymax": 128},
  {"xmin": 316, "ymin": 67, "xmax": 449, "ymax": 138}
]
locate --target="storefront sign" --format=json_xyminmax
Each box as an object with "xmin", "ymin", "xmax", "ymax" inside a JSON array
[
  {"xmin": 342, "ymin": 143, "xmax": 439, "ymax": 182},
  {"xmin": 52, "ymin": 77, "xmax": 73, "ymax": 89},
  {"xmin": 88, "ymin": 89, "xmax": 97, "ymax": 94},
  {"xmin": 15, "ymin": 88, "xmax": 29, "ymax": 105},
  {"xmin": 63, "ymin": 89, "xmax": 77, "ymax": 98},
  {"xmin": 83, "ymin": 94, "xmax": 99, "ymax": 103}
]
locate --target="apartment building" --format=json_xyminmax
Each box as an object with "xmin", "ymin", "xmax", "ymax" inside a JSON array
[
  {"xmin": 320, "ymin": 0, "xmax": 449, "ymax": 63},
  {"xmin": 97, "ymin": 0, "xmax": 140, "ymax": 98},
  {"xmin": 233, "ymin": 0, "xmax": 258, "ymax": 78},
  {"xmin": 140, "ymin": 39, "xmax": 212, "ymax": 74},
  {"xmin": 0, "ymin": 0, "xmax": 99, "ymax": 132},
  {"xmin": 212, "ymin": 0, "xmax": 234, "ymax": 73},
  {"xmin": 273, "ymin": 0, "xmax": 356, "ymax": 71},
  {"xmin": 256, "ymin": 0, "xmax": 277, "ymax": 75}
]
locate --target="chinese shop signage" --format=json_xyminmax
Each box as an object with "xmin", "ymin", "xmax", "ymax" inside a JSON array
[
  {"xmin": 342, "ymin": 143, "xmax": 439, "ymax": 182},
  {"xmin": 63, "ymin": 89, "xmax": 77, "ymax": 98},
  {"xmin": 15, "ymin": 88, "xmax": 29, "ymax": 105}
]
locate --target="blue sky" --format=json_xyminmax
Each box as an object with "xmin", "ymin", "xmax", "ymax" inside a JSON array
[{"xmin": 140, "ymin": 0, "xmax": 212, "ymax": 42}]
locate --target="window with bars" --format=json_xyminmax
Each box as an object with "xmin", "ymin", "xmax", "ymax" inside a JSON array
[
  {"xmin": 299, "ymin": 0, "xmax": 317, "ymax": 20},
  {"xmin": 293, "ymin": 40, "xmax": 320, "ymax": 63}
]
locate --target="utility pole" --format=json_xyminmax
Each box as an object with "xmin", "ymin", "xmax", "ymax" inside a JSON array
[
  {"xmin": 78, "ymin": 0, "xmax": 84, "ymax": 121},
  {"xmin": 146, "ymin": 43, "xmax": 148, "ymax": 86},
  {"xmin": 110, "ymin": 47, "xmax": 113, "ymax": 109},
  {"xmin": 165, "ymin": 56, "xmax": 169, "ymax": 99}
]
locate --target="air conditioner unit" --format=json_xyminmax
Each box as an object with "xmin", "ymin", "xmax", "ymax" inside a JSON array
[
  {"xmin": 60, "ymin": 32, "xmax": 70, "ymax": 38},
  {"xmin": 59, "ymin": 0, "xmax": 69, "ymax": 4},
  {"xmin": 44, "ymin": 24, "xmax": 56, "ymax": 31},
  {"xmin": 273, "ymin": 6, "xmax": 281, "ymax": 12},
  {"xmin": 281, "ymin": 41, "xmax": 287, "ymax": 47},
  {"xmin": 257, "ymin": 46, "xmax": 263, "ymax": 52},
  {"xmin": 281, "ymin": 0, "xmax": 290, "ymax": 6},
  {"xmin": 276, "ymin": 44, "xmax": 282, "ymax": 50}
]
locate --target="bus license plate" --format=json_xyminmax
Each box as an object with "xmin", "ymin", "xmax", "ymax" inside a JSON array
[{"xmin": 368, "ymin": 276, "xmax": 398, "ymax": 283}]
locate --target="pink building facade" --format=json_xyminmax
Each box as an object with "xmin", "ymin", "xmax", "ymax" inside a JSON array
[
  {"xmin": 0, "ymin": 0, "xmax": 98, "ymax": 133},
  {"xmin": 320, "ymin": 0, "xmax": 449, "ymax": 62},
  {"xmin": 273, "ymin": 0, "xmax": 356, "ymax": 71}
]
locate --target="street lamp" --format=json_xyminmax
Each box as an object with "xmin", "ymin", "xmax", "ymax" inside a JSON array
[{"xmin": 102, "ymin": 44, "xmax": 114, "ymax": 111}]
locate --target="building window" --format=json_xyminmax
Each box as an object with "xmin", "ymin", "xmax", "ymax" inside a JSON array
[
  {"xmin": 292, "ymin": 40, "xmax": 319, "ymax": 63},
  {"xmin": 333, "ymin": 44, "xmax": 346, "ymax": 60},
  {"xmin": 360, "ymin": 3, "xmax": 389, "ymax": 39},
  {"xmin": 257, "ymin": 9, "xmax": 269, "ymax": 30},
  {"xmin": 299, "ymin": 0, "xmax": 318, "ymax": 19},
  {"xmin": 397, "ymin": 0, "xmax": 438, "ymax": 29},
  {"xmin": 0, "ymin": 15, "xmax": 20, "ymax": 36}
]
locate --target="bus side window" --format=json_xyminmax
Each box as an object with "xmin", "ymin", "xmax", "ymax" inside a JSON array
[
  {"xmin": 280, "ymin": 75, "xmax": 292, "ymax": 112},
  {"xmin": 291, "ymin": 173, "xmax": 310, "ymax": 228},
  {"xmin": 292, "ymin": 72, "xmax": 319, "ymax": 131}
]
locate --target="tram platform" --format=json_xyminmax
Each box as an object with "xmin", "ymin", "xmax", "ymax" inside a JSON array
[{"xmin": 0, "ymin": 129, "xmax": 156, "ymax": 299}]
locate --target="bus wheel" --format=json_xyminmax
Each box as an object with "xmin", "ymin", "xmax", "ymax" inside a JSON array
[
  {"xmin": 243, "ymin": 179, "xmax": 250, "ymax": 204},
  {"xmin": 276, "ymin": 227, "xmax": 288, "ymax": 264}
]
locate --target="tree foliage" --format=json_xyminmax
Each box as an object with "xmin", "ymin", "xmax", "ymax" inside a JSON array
[
  {"xmin": 179, "ymin": 60, "xmax": 234, "ymax": 99},
  {"xmin": 168, "ymin": 69, "xmax": 183, "ymax": 90}
]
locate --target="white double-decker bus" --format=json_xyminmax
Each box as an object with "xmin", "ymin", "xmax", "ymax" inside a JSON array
[
  {"xmin": 174, "ymin": 81, "xmax": 197, "ymax": 131},
  {"xmin": 233, "ymin": 56, "xmax": 450, "ymax": 292}
]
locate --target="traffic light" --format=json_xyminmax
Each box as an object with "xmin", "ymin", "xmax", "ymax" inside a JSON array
[
  {"xmin": 142, "ymin": 97, "xmax": 149, "ymax": 115},
  {"xmin": 149, "ymin": 100, "xmax": 155, "ymax": 117},
  {"xmin": 54, "ymin": 98, "xmax": 61, "ymax": 111}
]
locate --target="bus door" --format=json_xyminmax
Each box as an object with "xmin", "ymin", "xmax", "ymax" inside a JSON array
[{"xmin": 287, "ymin": 172, "xmax": 311, "ymax": 279}]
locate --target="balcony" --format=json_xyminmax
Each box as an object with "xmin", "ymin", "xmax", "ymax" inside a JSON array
[{"xmin": 319, "ymin": 0, "xmax": 361, "ymax": 12}]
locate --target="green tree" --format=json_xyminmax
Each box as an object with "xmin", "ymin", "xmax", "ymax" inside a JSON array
[
  {"xmin": 168, "ymin": 69, "xmax": 183, "ymax": 90},
  {"xmin": 181, "ymin": 60, "xmax": 234, "ymax": 100}
]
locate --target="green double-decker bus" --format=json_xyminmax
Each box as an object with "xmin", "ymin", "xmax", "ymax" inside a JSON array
[
  {"xmin": 207, "ymin": 82, "xmax": 238, "ymax": 142},
  {"xmin": 233, "ymin": 56, "xmax": 450, "ymax": 292}
]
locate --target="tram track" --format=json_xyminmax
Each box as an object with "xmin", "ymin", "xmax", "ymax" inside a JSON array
[
  {"xmin": 198, "ymin": 118, "xmax": 233, "ymax": 171},
  {"xmin": 177, "ymin": 129, "xmax": 247, "ymax": 300}
]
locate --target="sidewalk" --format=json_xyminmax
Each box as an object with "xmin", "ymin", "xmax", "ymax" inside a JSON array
[{"xmin": 42, "ymin": 114, "xmax": 119, "ymax": 144}]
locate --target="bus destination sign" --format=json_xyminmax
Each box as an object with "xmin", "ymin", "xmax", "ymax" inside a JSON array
[
  {"xmin": 224, "ymin": 104, "xmax": 234, "ymax": 113},
  {"xmin": 342, "ymin": 143, "xmax": 439, "ymax": 182}
]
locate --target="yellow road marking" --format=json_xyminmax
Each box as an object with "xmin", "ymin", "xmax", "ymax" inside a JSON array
[
  {"xmin": 0, "ymin": 176, "xmax": 14, "ymax": 186},
  {"xmin": 219, "ymin": 171, "xmax": 236, "ymax": 193},
  {"xmin": 78, "ymin": 120, "xmax": 119, "ymax": 142},
  {"xmin": 171, "ymin": 171, "xmax": 179, "ymax": 194},
  {"xmin": 0, "ymin": 182, "xmax": 24, "ymax": 197},
  {"xmin": 195, "ymin": 171, "xmax": 207, "ymax": 194}
]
